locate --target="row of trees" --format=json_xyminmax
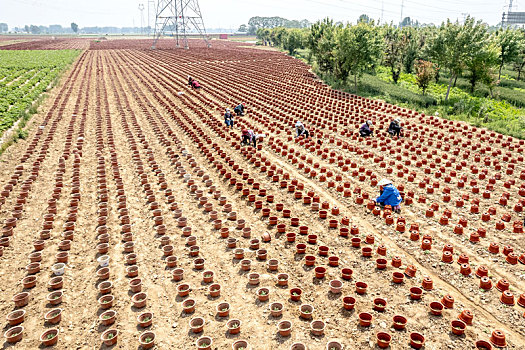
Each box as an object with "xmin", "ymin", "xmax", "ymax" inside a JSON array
[
  {"xmin": 257, "ymin": 17, "xmax": 525, "ymax": 99},
  {"xmin": 239, "ymin": 17, "xmax": 310, "ymax": 35},
  {"xmin": 7, "ymin": 23, "xmax": 79, "ymax": 34}
]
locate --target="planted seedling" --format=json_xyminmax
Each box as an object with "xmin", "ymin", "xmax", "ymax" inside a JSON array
[
  {"xmin": 107, "ymin": 333, "xmax": 114, "ymax": 339},
  {"xmin": 292, "ymin": 292, "xmax": 299, "ymax": 296},
  {"xmin": 273, "ymin": 306, "xmax": 281, "ymax": 311},
  {"xmin": 221, "ymin": 307, "xmax": 229, "ymax": 312},
  {"xmin": 102, "ymin": 299, "xmax": 111, "ymax": 304},
  {"xmin": 142, "ymin": 316, "xmax": 151, "ymax": 322},
  {"xmin": 198, "ymin": 342, "xmax": 209, "ymax": 348},
  {"xmin": 46, "ymin": 333, "xmax": 56, "ymax": 340},
  {"xmin": 303, "ymin": 309, "xmax": 312, "ymax": 314},
  {"xmin": 204, "ymin": 274, "xmax": 212, "ymax": 278},
  {"xmin": 259, "ymin": 290, "xmax": 268, "ymax": 296},
  {"xmin": 102, "ymin": 314, "xmax": 111, "ymax": 320},
  {"xmin": 145, "ymin": 337, "xmax": 153, "ymax": 343}
]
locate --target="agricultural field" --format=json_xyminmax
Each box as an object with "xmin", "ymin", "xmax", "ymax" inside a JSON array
[
  {"xmin": 0, "ymin": 50, "xmax": 80, "ymax": 140},
  {"xmin": 0, "ymin": 38, "xmax": 524, "ymax": 349}
]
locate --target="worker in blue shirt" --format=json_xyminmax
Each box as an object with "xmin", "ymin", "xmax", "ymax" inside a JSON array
[{"xmin": 375, "ymin": 178, "xmax": 403, "ymax": 213}]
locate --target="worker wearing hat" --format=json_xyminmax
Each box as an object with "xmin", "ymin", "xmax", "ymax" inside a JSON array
[
  {"xmin": 295, "ymin": 121, "xmax": 310, "ymax": 138},
  {"xmin": 359, "ymin": 120, "xmax": 374, "ymax": 137},
  {"xmin": 234, "ymin": 103, "xmax": 245, "ymax": 116},
  {"xmin": 224, "ymin": 108, "xmax": 234, "ymax": 128},
  {"xmin": 376, "ymin": 178, "xmax": 403, "ymax": 213},
  {"xmin": 388, "ymin": 118, "xmax": 402, "ymax": 137},
  {"xmin": 241, "ymin": 129, "xmax": 256, "ymax": 147}
]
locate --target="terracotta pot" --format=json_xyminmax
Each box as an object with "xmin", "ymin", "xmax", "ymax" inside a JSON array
[
  {"xmin": 358, "ymin": 312, "xmax": 372, "ymax": 327},
  {"xmin": 40, "ymin": 328, "xmax": 59, "ymax": 346},
  {"xmin": 429, "ymin": 301, "xmax": 444, "ymax": 316},
  {"xmin": 22, "ymin": 275, "xmax": 37, "ymax": 289},
  {"xmin": 139, "ymin": 331, "xmax": 156, "ymax": 349},
  {"xmin": 13, "ymin": 292, "xmax": 30, "ymax": 307},
  {"xmin": 212, "ymin": 301, "xmax": 229, "ymax": 318},
  {"xmin": 490, "ymin": 330, "xmax": 506, "ymax": 348},
  {"xmin": 326, "ymin": 341, "xmax": 342, "ymax": 350},
  {"xmin": 6, "ymin": 310, "xmax": 26, "ymax": 326},
  {"xmin": 310, "ymin": 320, "xmax": 325, "ymax": 336},
  {"xmin": 290, "ymin": 288, "xmax": 302, "ymax": 301},
  {"xmin": 355, "ymin": 281, "xmax": 367, "ymax": 294},
  {"xmin": 227, "ymin": 319, "xmax": 242, "ymax": 335},
  {"xmin": 4, "ymin": 325, "xmax": 23, "ymax": 343},
  {"xmin": 277, "ymin": 273, "xmax": 289, "ymax": 286},
  {"xmin": 500, "ymin": 290, "xmax": 515, "ymax": 305},
  {"xmin": 138, "ymin": 312, "xmax": 153, "ymax": 327},
  {"xmin": 404, "ymin": 265, "xmax": 417, "ymax": 277},
  {"xmin": 377, "ymin": 332, "xmax": 391, "ymax": 348},
  {"xmin": 270, "ymin": 302, "xmax": 283, "ymax": 317},
  {"xmin": 441, "ymin": 295, "xmax": 454, "ymax": 308},
  {"xmin": 257, "ymin": 287, "xmax": 270, "ymax": 302},
  {"xmin": 99, "ymin": 309, "xmax": 116, "ymax": 326},
  {"xmin": 409, "ymin": 332, "xmax": 425, "ymax": 349},
  {"xmin": 392, "ymin": 272, "xmax": 404, "ymax": 284},
  {"xmin": 475, "ymin": 340, "xmax": 493, "ymax": 350},
  {"xmin": 277, "ymin": 320, "xmax": 292, "ymax": 336},
  {"xmin": 329, "ymin": 280, "xmax": 343, "ymax": 294},
  {"xmin": 393, "ymin": 315, "xmax": 407, "ymax": 330},
  {"xmin": 373, "ymin": 298, "xmax": 387, "ymax": 312},
  {"xmin": 98, "ymin": 295, "xmax": 114, "ymax": 309},
  {"xmin": 132, "ymin": 292, "xmax": 147, "ymax": 308},
  {"xmin": 101, "ymin": 329, "xmax": 119, "ymax": 346}
]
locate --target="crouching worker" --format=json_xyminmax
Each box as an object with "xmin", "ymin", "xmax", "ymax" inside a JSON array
[
  {"xmin": 295, "ymin": 121, "xmax": 310, "ymax": 138},
  {"xmin": 375, "ymin": 178, "xmax": 403, "ymax": 213},
  {"xmin": 388, "ymin": 118, "xmax": 402, "ymax": 137},
  {"xmin": 191, "ymin": 80, "xmax": 202, "ymax": 89},
  {"xmin": 241, "ymin": 129, "xmax": 257, "ymax": 147},
  {"xmin": 188, "ymin": 76, "xmax": 194, "ymax": 86},
  {"xmin": 234, "ymin": 103, "xmax": 245, "ymax": 116},
  {"xmin": 359, "ymin": 120, "xmax": 373, "ymax": 137},
  {"xmin": 224, "ymin": 108, "xmax": 234, "ymax": 128}
]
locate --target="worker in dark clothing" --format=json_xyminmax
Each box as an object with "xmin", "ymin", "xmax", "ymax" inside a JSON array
[
  {"xmin": 224, "ymin": 108, "xmax": 234, "ymax": 128},
  {"xmin": 359, "ymin": 120, "xmax": 374, "ymax": 137},
  {"xmin": 295, "ymin": 121, "xmax": 310, "ymax": 138},
  {"xmin": 234, "ymin": 103, "xmax": 245, "ymax": 116},
  {"xmin": 188, "ymin": 76, "xmax": 194, "ymax": 86},
  {"xmin": 388, "ymin": 118, "xmax": 402, "ymax": 137}
]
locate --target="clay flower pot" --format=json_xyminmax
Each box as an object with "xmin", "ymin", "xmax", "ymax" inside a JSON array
[
  {"xmin": 490, "ymin": 330, "xmax": 506, "ymax": 348},
  {"xmin": 300, "ymin": 304, "xmax": 314, "ymax": 319},
  {"xmin": 202, "ymin": 271, "xmax": 214, "ymax": 283},
  {"xmin": 377, "ymin": 332, "xmax": 391, "ymax": 348},
  {"xmin": 45, "ymin": 308, "xmax": 63, "ymax": 324},
  {"xmin": 139, "ymin": 331, "xmax": 156, "ymax": 349},
  {"xmin": 441, "ymin": 294, "xmax": 454, "ymax": 308},
  {"xmin": 373, "ymin": 298, "xmax": 387, "ymax": 312},
  {"xmin": 40, "ymin": 328, "xmax": 59, "ymax": 346},
  {"xmin": 249, "ymin": 273, "xmax": 260, "ymax": 285},
  {"xmin": 196, "ymin": 336, "xmax": 212, "ymax": 350},
  {"xmin": 98, "ymin": 281, "xmax": 113, "ymax": 295},
  {"xmin": 227, "ymin": 319, "xmax": 242, "ymax": 335},
  {"xmin": 451, "ymin": 320, "xmax": 466, "ymax": 336},
  {"xmin": 190, "ymin": 317, "xmax": 205, "ymax": 333},
  {"xmin": 22, "ymin": 275, "xmax": 37, "ymax": 289},
  {"xmin": 6, "ymin": 310, "xmax": 26, "ymax": 326},
  {"xmin": 355, "ymin": 281, "xmax": 368, "ymax": 294},
  {"xmin": 404, "ymin": 265, "xmax": 417, "ymax": 278},
  {"xmin": 290, "ymin": 288, "xmax": 302, "ymax": 301},
  {"xmin": 233, "ymin": 340, "xmax": 249, "ymax": 350},
  {"xmin": 277, "ymin": 320, "xmax": 292, "ymax": 336},
  {"xmin": 392, "ymin": 272, "xmax": 404, "ymax": 284},
  {"xmin": 138, "ymin": 312, "xmax": 153, "ymax": 327},
  {"xmin": 130, "ymin": 278, "xmax": 142, "ymax": 293},
  {"xmin": 315, "ymin": 266, "xmax": 326, "ymax": 279},
  {"xmin": 393, "ymin": 315, "xmax": 407, "ymax": 330},
  {"xmin": 409, "ymin": 287, "xmax": 423, "ymax": 300},
  {"xmin": 101, "ymin": 329, "xmax": 119, "ymax": 346},
  {"xmin": 98, "ymin": 295, "xmax": 114, "ymax": 309},
  {"xmin": 358, "ymin": 312, "xmax": 372, "ymax": 327},
  {"xmin": 270, "ymin": 302, "xmax": 283, "ymax": 317},
  {"xmin": 326, "ymin": 341, "xmax": 342, "ymax": 350},
  {"xmin": 257, "ymin": 287, "xmax": 270, "ymax": 302},
  {"xmin": 209, "ymin": 284, "xmax": 221, "ymax": 297},
  {"xmin": 410, "ymin": 332, "xmax": 425, "ymax": 349},
  {"xmin": 429, "ymin": 301, "xmax": 444, "ymax": 316},
  {"xmin": 132, "ymin": 292, "xmax": 147, "ymax": 308},
  {"xmin": 97, "ymin": 309, "xmax": 116, "ymax": 326},
  {"xmin": 341, "ymin": 268, "xmax": 353, "ymax": 280},
  {"xmin": 217, "ymin": 303, "xmax": 230, "ymax": 317},
  {"xmin": 500, "ymin": 290, "xmax": 515, "ymax": 305},
  {"xmin": 458, "ymin": 309, "xmax": 473, "ymax": 325},
  {"xmin": 296, "ymin": 244, "xmax": 306, "ymax": 254},
  {"xmin": 310, "ymin": 320, "xmax": 325, "ymax": 336},
  {"xmin": 475, "ymin": 340, "xmax": 493, "ymax": 350},
  {"xmin": 13, "ymin": 292, "xmax": 30, "ymax": 307},
  {"xmin": 4, "ymin": 325, "xmax": 23, "ymax": 343},
  {"xmin": 329, "ymin": 280, "xmax": 343, "ymax": 294}
]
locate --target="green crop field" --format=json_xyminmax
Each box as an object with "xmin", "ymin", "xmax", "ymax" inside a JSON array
[{"xmin": 0, "ymin": 50, "xmax": 80, "ymax": 139}]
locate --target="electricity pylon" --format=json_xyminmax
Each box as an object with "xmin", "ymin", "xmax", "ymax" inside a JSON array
[{"xmin": 151, "ymin": 0, "xmax": 210, "ymax": 49}]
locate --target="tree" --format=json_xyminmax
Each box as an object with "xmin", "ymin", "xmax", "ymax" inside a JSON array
[
  {"xmin": 415, "ymin": 60, "xmax": 436, "ymax": 94},
  {"xmin": 255, "ymin": 28, "xmax": 271, "ymax": 45},
  {"xmin": 433, "ymin": 17, "xmax": 489, "ymax": 101},
  {"xmin": 270, "ymin": 27, "xmax": 288, "ymax": 47},
  {"xmin": 0, "ymin": 23, "xmax": 8, "ymax": 33},
  {"xmin": 383, "ymin": 25, "xmax": 407, "ymax": 84},
  {"xmin": 401, "ymin": 26, "xmax": 424, "ymax": 73},
  {"xmin": 334, "ymin": 21, "xmax": 383, "ymax": 89},
  {"xmin": 358, "ymin": 14, "xmax": 371, "ymax": 23},
  {"xmin": 71, "ymin": 22, "xmax": 79, "ymax": 33},
  {"xmin": 283, "ymin": 29, "xmax": 305, "ymax": 55},
  {"xmin": 238, "ymin": 24, "xmax": 247, "ymax": 32},
  {"xmin": 400, "ymin": 17, "xmax": 413, "ymax": 27},
  {"xmin": 29, "ymin": 25, "xmax": 40, "ymax": 34},
  {"xmin": 465, "ymin": 37, "xmax": 499, "ymax": 93},
  {"xmin": 308, "ymin": 18, "xmax": 340, "ymax": 74},
  {"xmin": 495, "ymin": 28, "xmax": 523, "ymax": 80}
]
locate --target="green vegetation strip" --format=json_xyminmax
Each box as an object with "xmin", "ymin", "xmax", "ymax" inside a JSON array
[{"xmin": 0, "ymin": 50, "xmax": 80, "ymax": 153}]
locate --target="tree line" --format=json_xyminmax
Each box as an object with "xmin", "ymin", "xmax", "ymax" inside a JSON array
[{"xmin": 256, "ymin": 17, "xmax": 525, "ymax": 100}]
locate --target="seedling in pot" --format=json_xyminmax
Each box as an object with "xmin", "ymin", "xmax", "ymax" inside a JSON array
[{"xmin": 145, "ymin": 337, "xmax": 153, "ymax": 343}]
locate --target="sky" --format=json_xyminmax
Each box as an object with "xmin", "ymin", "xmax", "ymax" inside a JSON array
[{"xmin": 0, "ymin": 0, "xmax": 515, "ymax": 29}]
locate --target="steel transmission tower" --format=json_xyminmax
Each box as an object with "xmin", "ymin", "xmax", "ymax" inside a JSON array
[{"xmin": 151, "ymin": 0, "xmax": 210, "ymax": 49}]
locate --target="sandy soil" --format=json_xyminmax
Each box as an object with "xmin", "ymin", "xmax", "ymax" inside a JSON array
[{"xmin": 0, "ymin": 41, "xmax": 523, "ymax": 350}]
